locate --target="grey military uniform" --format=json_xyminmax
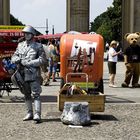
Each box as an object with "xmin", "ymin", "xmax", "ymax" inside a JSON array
[
  {"xmin": 11, "ymin": 40, "xmax": 46, "ymax": 99},
  {"xmin": 11, "ymin": 25, "xmax": 45, "ymax": 122}
]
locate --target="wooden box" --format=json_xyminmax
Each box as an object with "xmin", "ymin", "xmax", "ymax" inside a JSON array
[{"xmin": 58, "ymin": 93, "xmax": 105, "ymax": 112}]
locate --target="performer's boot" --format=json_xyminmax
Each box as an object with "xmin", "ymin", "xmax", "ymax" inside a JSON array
[
  {"xmin": 23, "ymin": 100, "xmax": 33, "ymax": 121},
  {"xmin": 33, "ymin": 99, "xmax": 41, "ymax": 123}
]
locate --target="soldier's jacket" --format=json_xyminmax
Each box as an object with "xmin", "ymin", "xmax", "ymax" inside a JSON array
[{"xmin": 11, "ymin": 41, "xmax": 46, "ymax": 82}]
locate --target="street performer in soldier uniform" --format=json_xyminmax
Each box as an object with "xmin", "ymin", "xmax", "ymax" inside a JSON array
[{"xmin": 11, "ymin": 25, "xmax": 46, "ymax": 123}]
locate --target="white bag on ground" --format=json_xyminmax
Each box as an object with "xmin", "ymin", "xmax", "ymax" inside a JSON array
[{"xmin": 61, "ymin": 102, "xmax": 91, "ymax": 126}]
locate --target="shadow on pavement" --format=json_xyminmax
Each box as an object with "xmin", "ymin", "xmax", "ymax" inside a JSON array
[
  {"xmin": 0, "ymin": 95, "xmax": 57, "ymax": 103},
  {"xmin": 42, "ymin": 84, "xmax": 60, "ymax": 87},
  {"xmin": 41, "ymin": 118, "xmax": 61, "ymax": 123},
  {"xmin": 41, "ymin": 95, "xmax": 57, "ymax": 102},
  {"xmin": 1, "ymin": 94, "xmax": 135, "ymax": 104},
  {"xmin": 106, "ymin": 95, "xmax": 135, "ymax": 103},
  {"xmin": 91, "ymin": 114, "xmax": 118, "ymax": 121},
  {"xmin": 0, "ymin": 96, "xmax": 24, "ymax": 103},
  {"xmin": 42, "ymin": 111, "xmax": 61, "ymax": 122}
]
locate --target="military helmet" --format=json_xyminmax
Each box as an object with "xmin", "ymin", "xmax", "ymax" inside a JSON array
[{"xmin": 22, "ymin": 25, "xmax": 36, "ymax": 35}]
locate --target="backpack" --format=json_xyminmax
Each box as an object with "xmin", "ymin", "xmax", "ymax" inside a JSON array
[{"xmin": 48, "ymin": 44, "xmax": 59, "ymax": 62}]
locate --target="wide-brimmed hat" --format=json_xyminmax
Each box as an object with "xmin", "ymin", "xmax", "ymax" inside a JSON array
[{"xmin": 110, "ymin": 40, "xmax": 117, "ymax": 46}]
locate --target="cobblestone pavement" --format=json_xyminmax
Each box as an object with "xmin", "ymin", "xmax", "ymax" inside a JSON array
[
  {"xmin": 0, "ymin": 104, "xmax": 140, "ymax": 140},
  {"xmin": 0, "ymin": 61, "xmax": 140, "ymax": 140}
]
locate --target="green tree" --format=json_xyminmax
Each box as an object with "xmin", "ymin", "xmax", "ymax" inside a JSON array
[
  {"xmin": 10, "ymin": 15, "xmax": 41, "ymax": 35},
  {"xmin": 10, "ymin": 14, "xmax": 24, "ymax": 25},
  {"xmin": 90, "ymin": 0, "xmax": 122, "ymax": 43}
]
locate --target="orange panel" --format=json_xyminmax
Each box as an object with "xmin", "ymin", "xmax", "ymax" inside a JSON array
[{"xmin": 60, "ymin": 34, "xmax": 104, "ymax": 83}]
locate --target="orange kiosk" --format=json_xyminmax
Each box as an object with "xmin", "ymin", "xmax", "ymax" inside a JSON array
[
  {"xmin": 60, "ymin": 33, "xmax": 104, "ymax": 93},
  {"xmin": 58, "ymin": 33, "xmax": 105, "ymax": 112}
]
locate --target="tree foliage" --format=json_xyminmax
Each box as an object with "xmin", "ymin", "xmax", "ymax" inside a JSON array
[
  {"xmin": 10, "ymin": 14, "xmax": 24, "ymax": 25},
  {"xmin": 90, "ymin": 0, "xmax": 122, "ymax": 43},
  {"xmin": 10, "ymin": 14, "xmax": 41, "ymax": 35}
]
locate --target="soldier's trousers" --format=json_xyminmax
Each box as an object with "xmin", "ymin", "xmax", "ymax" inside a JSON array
[{"xmin": 23, "ymin": 80, "xmax": 42, "ymax": 100}]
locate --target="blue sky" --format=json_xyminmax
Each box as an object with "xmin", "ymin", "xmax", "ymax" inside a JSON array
[{"xmin": 10, "ymin": 0, "xmax": 113, "ymax": 34}]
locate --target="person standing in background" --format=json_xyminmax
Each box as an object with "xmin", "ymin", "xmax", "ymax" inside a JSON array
[
  {"xmin": 40, "ymin": 39, "xmax": 49, "ymax": 86},
  {"xmin": 108, "ymin": 40, "xmax": 121, "ymax": 87},
  {"xmin": 44, "ymin": 39, "xmax": 59, "ymax": 85}
]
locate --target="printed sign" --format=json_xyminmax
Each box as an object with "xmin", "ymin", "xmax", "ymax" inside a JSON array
[
  {"xmin": 70, "ymin": 39, "xmax": 97, "ymax": 57},
  {"xmin": 0, "ymin": 32, "xmax": 24, "ymax": 37},
  {"xmin": 67, "ymin": 39, "xmax": 97, "ymax": 73},
  {"xmin": 0, "ymin": 26, "xmax": 25, "ymax": 30}
]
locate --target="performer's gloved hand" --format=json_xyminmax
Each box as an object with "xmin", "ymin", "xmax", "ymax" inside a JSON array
[
  {"xmin": 21, "ymin": 59, "xmax": 32, "ymax": 67},
  {"xmin": 12, "ymin": 57, "xmax": 21, "ymax": 64},
  {"xmin": 15, "ymin": 58, "xmax": 21, "ymax": 64}
]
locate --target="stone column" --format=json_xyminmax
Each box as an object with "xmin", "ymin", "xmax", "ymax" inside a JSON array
[
  {"xmin": 134, "ymin": 0, "xmax": 140, "ymax": 32},
  {"xmin": 66, "ymin": 0, "xmax": 90, "ymax": 32},
  {"xmin": 122, "ymin": 0, "xmax": 140, "ymax": 48},
  {"xmin": 0, "ymin": 0, "xmax": 10, "ymax": 25},
  {"xmin": 122, "ymin": 0, "xmax": 133, "ymax": 48},
  {"xmin": 0, "ymin": 0, "xmax": 3, "ymax": 24}
]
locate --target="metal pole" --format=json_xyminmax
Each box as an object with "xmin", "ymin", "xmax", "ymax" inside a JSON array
[
  {"xmin": 52, "ymin": 25, "xmax": 54, "ymax": 34},
  {"xmin": 45, "ymin": 18, "xmax": 49, "ymax": 34}
]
